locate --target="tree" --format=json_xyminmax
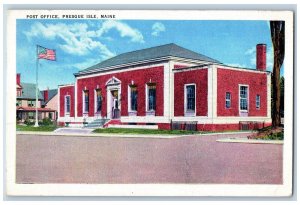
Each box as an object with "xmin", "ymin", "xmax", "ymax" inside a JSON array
[
  {"xmin": 270, "ymin": 21, "xmax": 285, "ymax": 127},
  {"xmin": 280, "ymin": 76, "xmax": 284, "ymax": 117}
]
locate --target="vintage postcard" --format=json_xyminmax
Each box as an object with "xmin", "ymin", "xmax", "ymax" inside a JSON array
[{"xmin": 5, "ymin": 10, "xmax": 293, "ymax": 196}]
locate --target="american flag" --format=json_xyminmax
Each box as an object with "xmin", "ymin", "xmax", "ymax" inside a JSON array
[{"xmin": 37, "ymin": 45, "xmax": 56, "ymax": 61}]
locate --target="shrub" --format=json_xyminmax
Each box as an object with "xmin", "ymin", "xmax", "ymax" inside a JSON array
[
  {"xmin": 260, "ymin": 131, "xmax": 284, "ymax": 140},
  {"xmin": 41, "ymin": 118, "xmax": 53, "ymax": 126},
  {"xmin": 24, "ymin": 119, "xmax": 35, "ymax": 126}
]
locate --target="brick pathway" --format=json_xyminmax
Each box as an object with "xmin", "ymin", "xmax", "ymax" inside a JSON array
[{"xmin": 16, "ymin": 133, "xmax": 283, "ymax": 184}]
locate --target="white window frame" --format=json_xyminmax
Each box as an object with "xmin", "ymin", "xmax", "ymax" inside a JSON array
[
  {"xmin": 225, "ymin": 92, "xmax": 231, "ymax": 109},
  {"xmin": 256, "ymin": 94, "xmax": 261, "ymax": 109},
  {"xmin": 239, "ymin": 84, "xmax": 249, "ymax": 112},
  {"xmin": 128, "ymin": 85, "xmax": 138, "ymax": 115},
  {"xmin": 65, "ymin": 95, "xmax": 71, "ymax": 116},
  {"xmin": 184, "ymin": 83, "xmax": 196, "ymax": 116},
  {"xmin": 145, "ymin": 83, "xmax": 156, "ymax": 116},
  {"xmin": 82, "ymin": 90, "xmax": 89, "ymax": 114},
  {"xmin": 94, "ymin": 89, "xmax": 102, "ymax": 114}
]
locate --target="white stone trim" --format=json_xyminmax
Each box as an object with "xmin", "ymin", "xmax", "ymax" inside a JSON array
[
  {"xmin": 216, "ymin": 65, "xmax": 271, "ymax": 74},
  {"xmin": 173, "ymin": 65, "xmax": 211, "ymax": 73},
  {"xmin": 57, "ymin": 86, "xmax": 60, "ymax": 120},
  {"xmin": 207, "ymin": 66, "xmax": 213, "ymax": 118},
  {"xmin": 121, "ymin": 116, "xmax": 170, "ymax": 123},
  {"xmin": 108, "ymin": 124, "xmax": 158, "ymax": 129},
  {"xmin": 76, "ymin": 63, "xmax": 166, "ymax": 79},
  {"xmin": 120, "ymin": 115, "xmax": 272, "ymax": 125},
  {"xmin": 127, "ymin": 85, "xmax": 131, "ymax": 113},
  {"xmin": 184, "ymin": 83, "xmax": 196, "ymax": 117},
  {"xmin": 105, "ymin": 76, "xmax": 121, "ymax": 86},
  {"xmin": 169, "ymin": 61, "xmax": 175, "ymax": 119},
  {"xmin": 57, "ymin": 115, "xmax": 271, "ymax": 126},
  {"xmin": 76, "ymin": 56, "xmax": 214, "ymax": 78},
  {"xmin": 75, "ymin": 78, "xmax": 77, "ymax": 118},
  {"xmin": 145, "ymin": 83, "xmax": 156, "ymax": 115},
  {"xmin": 94, "ymin": 88, "xmax": 102, "ymax": 118},
  {"xmin": 64, "ymin": 95, "xmax": 71, "ymax": 117},
  {"xmin": 127, "ymin": 84, "xmax": 137, "ymax": 115},
  {"xmin": 173, "ymin": 116, "xmax": 272, "ymax": 124},
  {"xmin": 256, "ymin": 94, "xmax": 261, "ymax": 110},
  {"xmin": 82, "ymin": 90, "xmax": 89, "ymax": 116},
  {"xmin": 58, "ymin": 83, "xmax": 74, "ymax": 88},
  {"xmin": 212, "ymin": 65, "xmax": 218, "ymax": 118},
  {"xmin": 106, "ymin": 83, "xmax": 121, "ymax": 119},
  {"xmin": 163, "ymin": 62, "xmax": 170, "ymax": 118},
  {"xmin": 267, "ymin": 73, "xmax": 271, "ymax": 118},
  {"xmin": 238, "ymin": 84, "xmax": 249, "ymax": 114}
]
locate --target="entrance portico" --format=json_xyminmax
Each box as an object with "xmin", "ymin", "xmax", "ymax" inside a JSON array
[{"xmin": 106, "ymin": 77, "xmax": 121, "ymax": 119}]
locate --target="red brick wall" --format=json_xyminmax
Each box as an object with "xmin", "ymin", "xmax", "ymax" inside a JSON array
[
  {"xmin": 76, "ymin": 66, "xmax": 164, "ymax": 117},
  {"xmin": 217, "ymin": 68, "xmax": 268, "ymax": 116},
  {"xmin": 59, "ymin": 85, "xmax": 75, "ymax": 117},
  {"xmin": 174, "ymin": 69, "xmax": 208, "ymax": 116}
]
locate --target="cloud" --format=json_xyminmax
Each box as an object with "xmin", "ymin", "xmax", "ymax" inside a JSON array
[
  {"xmin": 245, "ymin": 47, "xmax": 256, "ymax": 55},
  {"xmin": 24, "ymin": 20, "xmax": 145, "ymax": 59},
  {"xmin": 151, "ymin": 22, "xmax": 166, "ymax": 36},
  {"xmin": 97, "ymin": 20, "xmax": 144, "ymax": 43},
  {"xmin": 24, "ymin": 22, "xmax": 115, "ymax": 58}
]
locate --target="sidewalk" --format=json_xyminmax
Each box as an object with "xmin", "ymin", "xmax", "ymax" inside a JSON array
[
  {"xmin": 16, "ymin": 128, "xmax": 254, "ymax": 139},
  {"xmin": 216, "ymin": 137, "xmax": 283, "ymax": 145}
]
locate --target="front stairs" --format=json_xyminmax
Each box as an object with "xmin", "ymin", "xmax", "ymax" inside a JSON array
[{"xmin": 84, "ymin": 118, "xmax": 110, "ymax": 128}]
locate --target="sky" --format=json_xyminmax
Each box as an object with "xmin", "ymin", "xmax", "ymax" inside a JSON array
[{"xmin": 16, "ymin": 19, "xmax": 282, "ymax": 90}]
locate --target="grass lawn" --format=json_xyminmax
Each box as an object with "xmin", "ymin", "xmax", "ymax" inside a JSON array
[
  {"xmin": 93, "ymin": 128, "xmax": 200, "ymax": 135},
  {"xmin": 16, "ymin": 125, "xmax": 58, "ymax": 132}
]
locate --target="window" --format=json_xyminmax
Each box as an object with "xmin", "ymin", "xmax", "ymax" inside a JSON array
[
  {"xmin": 225, "ymin": 92, "xmax": 231, "ymax": 109},
  {"xmin": 83, "ymin": 90, "xmax": 89, "ymax": 113},
  {"xmin": 130, "ymin": 85, "xmax": 137, "ymax": 111},
  {"xmin": 17, "ymin": 90, "xmax": 22, "ymax": 97},
  {"xmin": 16, "ymin": 100, "xmax": 22, "ymax": 106},
  {"xmin": 28, "ymin": 100, "xmax": 35, "ymax": 107},
  {"xmin": 240, "ymin": 86, "xmax": 248, "ymax": 111},
  {"xmin": 28, "ymin": 112, "xmax": 34, "ymax": 119},
  {"xmin": 256, "ymin": 95, "xmax": 260, "ymax": 109},
  {"xmin": 96, "ymin": 89, "xmax": 102, "ymax": 113},
  {"xmin": 147, "ymin": 84, "xmax": 156, "ymax": 111},
  {"xmin": 65, "ymin": 96, "xmax": 70, "ymax": 114},
  {"xmin": 186, "ymin": 85, "xmax": 195, "ymax": 112},
  {"xmin": 49, "ymin": 112, "xmax": 53, "ymax": 119}
]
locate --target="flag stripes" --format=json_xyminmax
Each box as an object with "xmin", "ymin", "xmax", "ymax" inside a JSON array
[{"xmin": 37, "ymin": 45, "xmax": 56, "ymax": 61}]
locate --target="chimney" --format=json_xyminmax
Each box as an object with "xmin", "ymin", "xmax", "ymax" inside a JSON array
[
  {"xmin": 16, "ymin": 73, "xmax": 21, "ymax": 85},
  {"xmin": 256, "ymin": 44, "xmax": 267, "ymax": 71},
  {"xmin": 43, "ymin": 88, "xmax": 49, "ymax": 101}
]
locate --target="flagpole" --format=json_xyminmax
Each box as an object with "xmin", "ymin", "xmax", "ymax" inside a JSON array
[{"xmin": 34, "ymin": 45, "xmax": 39, "ymax": 127}]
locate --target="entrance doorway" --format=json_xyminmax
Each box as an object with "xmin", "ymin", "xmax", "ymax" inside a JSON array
[{"xmin": 111, "ymin": 90, "xmax": 120, "ymax": 119}]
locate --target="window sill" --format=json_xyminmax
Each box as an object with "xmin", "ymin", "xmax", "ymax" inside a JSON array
[
  {"xmin": 239, "ymin": 111, "xmax": 248, "ymax": 117},
  {"xmin": 128, "ymin": 111, "xmax": 137, "ymax": 116},
  {"xmin": 185, "ymin": 111, "xmax": 196, "ymax": 117},
  {"xmin": 146, "ymin": 110, "xmax": 155, "ymax": 116}
]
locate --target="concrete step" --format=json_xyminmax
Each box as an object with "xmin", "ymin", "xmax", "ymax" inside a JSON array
[{"xmin": 85, "ymin": 118, "xmax": 110, "ymax": 128}]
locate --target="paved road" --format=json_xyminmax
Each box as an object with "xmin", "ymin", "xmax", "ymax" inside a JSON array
[
  {"xmin": 16, "ymin": 133, "xmax": 283, "ymax": 184},
  {"xmin": 54, "ymin": 128, "xmax": 94, "ymax": 134}
]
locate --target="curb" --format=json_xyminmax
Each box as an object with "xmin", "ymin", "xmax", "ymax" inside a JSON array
[
  {"xmin": 16, "ymin": 130, "xmax": 255, "ymax": 139},
  {"xmin": 216, "ymin": 138, "xmax": 283, "ymax": 144},
  {"xmin": 184, "ymin": 131, "xmax": 254, "ymax": 137},
  {"xmin": 16, "ymin": 131, "xmax": 181, "ymax": 139}
]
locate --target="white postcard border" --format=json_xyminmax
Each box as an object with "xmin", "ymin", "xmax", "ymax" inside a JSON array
[{"xmin": 5, "ymin": 10, "xmax": 294, "ymax": 196}]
